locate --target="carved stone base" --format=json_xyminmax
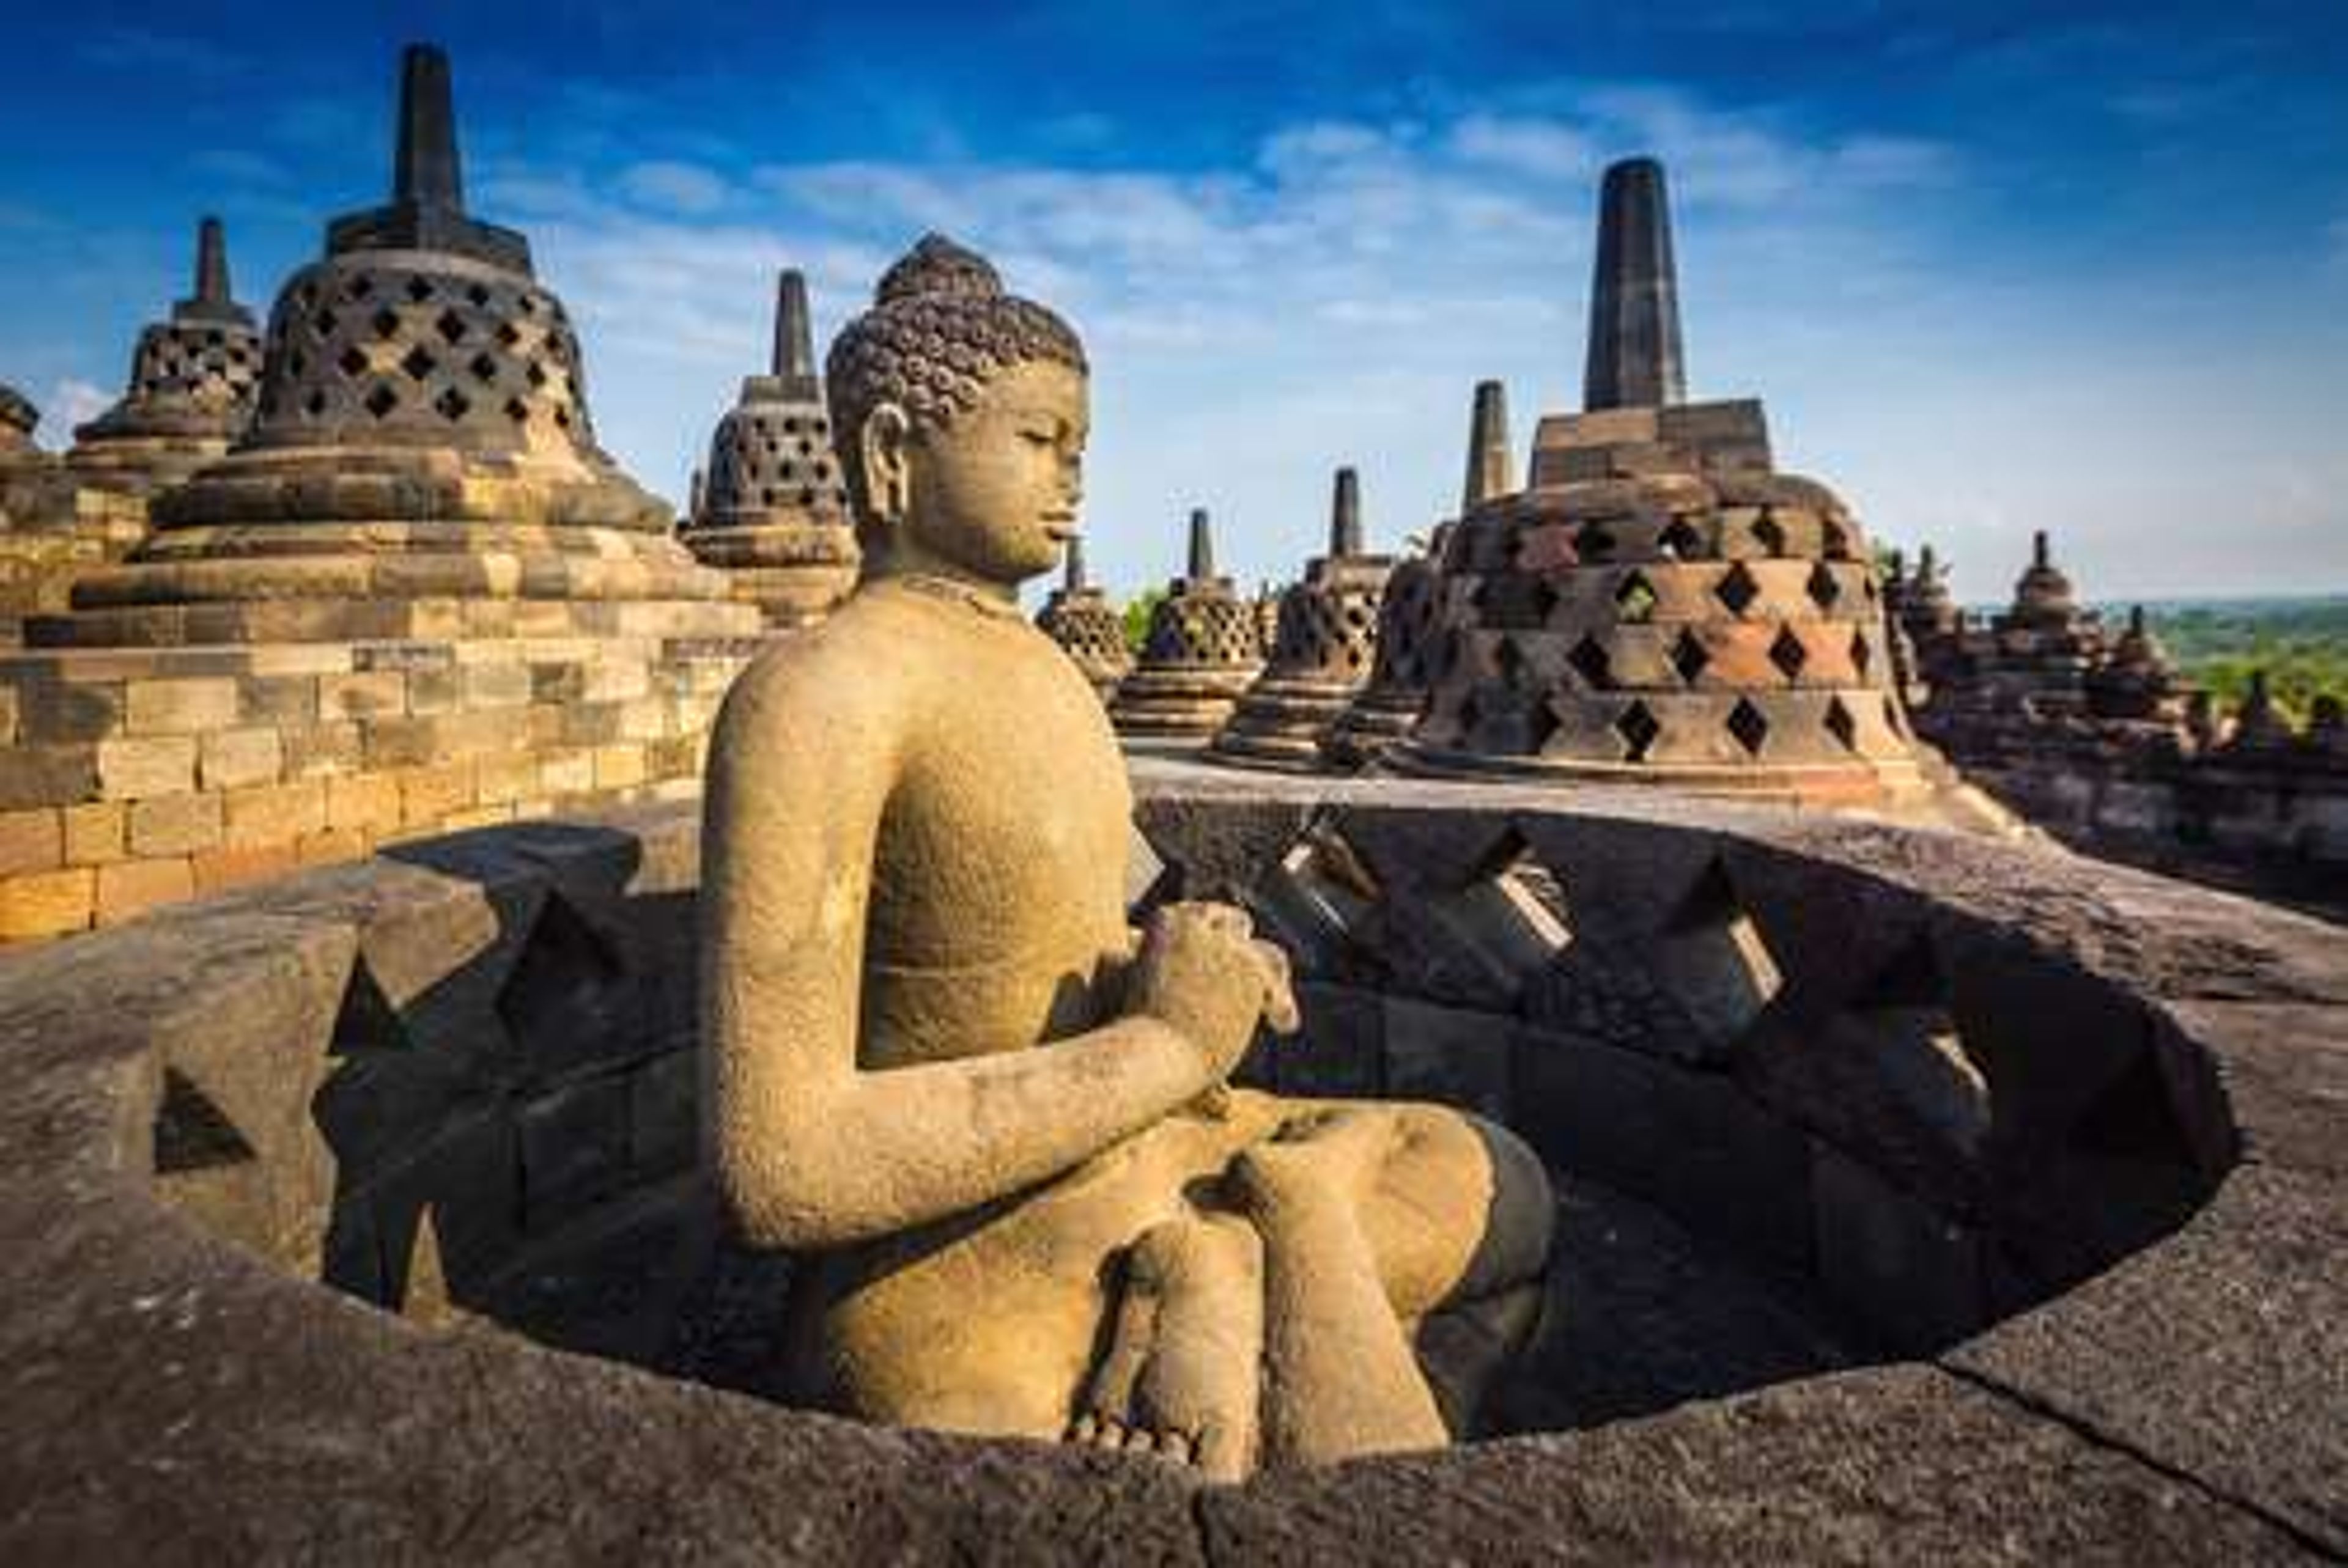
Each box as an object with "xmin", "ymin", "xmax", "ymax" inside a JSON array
[
  {"xmin": 1320, "ymin": 688, "xmax": 1422, "ymax": 773},
  {"xmin": 1109, "ymin": 664, "xmax": 1257, "ymax": 740},
  {"xmin": 1205, "ymin": 677, "xmax": 1359, "ymax": 773}
]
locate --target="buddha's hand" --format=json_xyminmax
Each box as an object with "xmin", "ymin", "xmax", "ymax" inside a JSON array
[{"xmin": 1127, "ymin": 901, "xmax": 1300, "ymax": 1081}]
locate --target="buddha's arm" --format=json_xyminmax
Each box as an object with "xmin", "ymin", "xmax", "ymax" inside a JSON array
[{"xmin": 700, "ymin": 658, "xmax": 1239, "ymax": 1251}]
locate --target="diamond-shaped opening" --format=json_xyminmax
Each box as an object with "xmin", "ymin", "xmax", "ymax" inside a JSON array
[
  {"xmin": 434, "ymin": 387, "xmax": 472, "ymax": 422},
  {"xmin": 435, "ymin": 309, "xmax": 468, "ymax": 345},
  {"xmin": 363, "ymin": 383, "xmax": 399, "ymax": 419},
  {"xmin": 1615, "ymin": 699, "xmax": 1661, "ymax": 762},
  {"xmin": 1496, "ymin": 635, "xmax": 1530, "ymax": 688},
  {"xmin": 152, "ymin": 1068, "xmax": 257, "ymax": 1175},
  {"xmin": 497, "ymin": 320, "xmax": 524, "ymax": 348},
  {"xmin": 1806, "ymin": 562, "xmax": 1842, "ymax": 611},
  {"xmin": 1656, "ymin": 859, "xmax": 1785, "ymax": 1051},
  {"xmin": 1727, "ymin": 697, "xmax": 1770, "ymax": 756},
  {"xmin": 1669, "ymin": 628, "xmax": 1710, "ymax": 685},
  {"xmin": 1567, "ymin": 635, "xmax": 1614, "ymax": 691},
  {"xmin": 1850, "ymin": 628, "xmax": 1874, "ymax": 677},
  {"xmin": 303, "ymin": 388, "xmax": 328, "ymax": 417},
  {"xmin": 518, "ymin": 292, "xmax": 543, "ymax": 315},
  {"xmin": 404, "ymin": 274, "xmax": 435, "ymax": 303},
  {"xmin": 313, "ymin": 306, "xmax": 339, "ymax": 336},
  {"xmin": 1659, "ymin": 516, "xmax": 1704, "ymax": 560},
  {"xmin": 526, "ymin": 361, "xmax": 549, "ymax": 388},
  {"xmin": 345, "ymin": 274, "xmax": 375, "ymax": 301},
  {"xmin": 466, "ymin": 282, "xmax": 492, "ymax": 307},
  {"xmin": 1825, "ymin": 694, "xmax": 1859, "ymax": 751},
  {"xmin": 1752, "ymin": 513, "xmax": 1787, "ymax": 556},
  {"xmin": 401, "ymin": 344, "xmax": 438, "ymax": 382},
  {"xmin": 336, "ymin": 344, "xmax": 370, "ymax": 378},
  {"xmin": 503, "ymin": 396, "xmax": 531, "ymax": 422},
  {"xmin": 371, "ymin": 306, "xmax": 402, "ymax": 340},
  {"xmin": 1715, "ymin": 561, "xmax": 1760, "ymax": 616},
  {"xmin": 1821, "ymin": 520, "xmax": 1851, "ymax": 560},
  {"xmin": 286, "ymin": 349, "xmax": 307, "ymax": 377},
  {"xmin": 470, "ymin": 352, "xmax": 499, "ymax": 383},
  {"xmin": 497, "ymin": 894, "xmax": 633, "ymax": 1070},
  {"xmin": 1578, "ymin": 521, "xmax": 1618, "ymax": 562},
  {"xmin": 1768, "ymin": 625, "xmax": 1808, "ymax": 681},
  {"xmin": 1614, "ymin": 570, "xmax": 1658, "ymax": 625}
]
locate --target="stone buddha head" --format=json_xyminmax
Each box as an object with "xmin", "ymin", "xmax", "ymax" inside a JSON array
[{"xmin": 826, "ymin": 235, "xmax": 1090, "ymax": 589}]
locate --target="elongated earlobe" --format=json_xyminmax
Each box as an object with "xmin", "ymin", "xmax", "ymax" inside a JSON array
[{"xmin": 860, "ymin": 402, "xmax": 914, "ymax": 528}]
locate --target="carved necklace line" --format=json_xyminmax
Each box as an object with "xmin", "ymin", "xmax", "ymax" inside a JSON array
[{"xmin": 877, "ymin": 570, "xmax": 1025, "ymax": 622}]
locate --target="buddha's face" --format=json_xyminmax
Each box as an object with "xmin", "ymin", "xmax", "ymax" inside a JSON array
[{"xmin": 890, "ymin": 358, "xmax": 1088, "ymax": 588}]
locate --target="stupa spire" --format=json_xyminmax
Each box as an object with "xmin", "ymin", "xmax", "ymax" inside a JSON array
[
  {"xmin": 1064, "ymin": 534, "xmax": 1089, "ymax": 592},
  {"xmin": 1329, "ymin": 467, "xmax": 1362, "ymax": 558},
  {"xmin": 1187, "ymin": 507, "xmax": 1216, "ymax": 581},
  {"xmin": 393, "ymin": 43, "xmax": 463, "ymax": 211},
  {"xmin": 771, "ymin": 269, "xmax": 818, "ymax": 395},
  {"xmin": 1463, "ymin": 380, "xmax": 1512, "ymax": 510},
  {"xmin": 171, "ymin": 216, "xmax": 250, "ymax": 327},
  {"xmin": 1583, "ymin": 156, "xmax": 1686, "ymax": 411}
]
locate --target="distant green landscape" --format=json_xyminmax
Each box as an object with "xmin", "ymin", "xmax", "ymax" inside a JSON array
[{"xmin": 2128, "ymin": 598, "xmax": 2348, "ymax": 726}]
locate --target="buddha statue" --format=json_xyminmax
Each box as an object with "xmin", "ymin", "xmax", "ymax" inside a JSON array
[{"xmin": 701, "ymin": 235, "xmax": 1552, "ymax": 1481}]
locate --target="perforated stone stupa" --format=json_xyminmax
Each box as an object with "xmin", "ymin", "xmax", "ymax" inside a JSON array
[
  {"xmin": 1109, "ymin": 507, "xmax": 1262, "ymax": 740},
  {"xmin": 1208, "ymin": 466, "xmax": 1392, "ymax": 770},
  {"xmin": 679, "ymin": 270, "xmax": 857, "ymax": 629},
  {"xmin": 66, "ymin": 217, "xmax": 261, "ymax": 498},
  {"xmin": 1034, "ymin": 536, "xmax": 1129, "ymax": 698},
  {"xmin": 1397, "ymin": 157, "xmax": 1930, "ymax": 808},
  {"xmin": 1324, "ymin": 380, "xmax": 1513, "ymax": 771},
  {"xmin": 0, "ymin": 43, "xmax": 759, "ymax": 940}
]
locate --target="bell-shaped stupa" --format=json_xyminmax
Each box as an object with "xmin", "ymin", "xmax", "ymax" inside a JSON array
[
  {"xmin": 67, "ymin": 217, "xmax": 262, "ymax": 497},
  {"xmin": 0, "ymin": 43, "xmax": 760, "ymax": 940},
  {"xmin": 1035, "ymin": 536, "xmax": 1129, "ymax": 698},
  {"xmin": 42, "ymin": 43, "xmax": 747, "ymax": 649},
  {"xmin": 1208, "ymin": 466, "xmax": 1392, "ymax": 770},
  {"xmin": 1323, "ymin": 380, "xmax": 1513, "ymax": 770},
  {"xmin": 1395, "ymin": 156, "xmax": 1932, "ymax": 809},
  {"xmin": 1108, "ymin": 507, "xmax": 1262, "ymax": 740},
  {"xmin": 681, "ymin": 270, "xmax": 858, "ymax": 629}
]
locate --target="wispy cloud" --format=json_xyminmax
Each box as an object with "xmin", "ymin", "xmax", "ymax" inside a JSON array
[
  {"xmin": 617, "ymin": 160, "xmax": 732, "ymax": 216},
  {"xmin": 43, "ymin": 378, "xmax": 111, "ymax": 441}
]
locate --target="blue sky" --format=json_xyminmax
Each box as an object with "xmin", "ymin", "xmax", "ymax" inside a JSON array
[{"xmin": 2, "ymin": 1, "xmax": 2344, "ymax": 605}]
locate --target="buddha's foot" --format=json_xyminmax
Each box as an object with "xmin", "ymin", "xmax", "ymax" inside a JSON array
[{"xmin": 1066, "ymin": 1212, "xmax": 1264, "ymax": 1482}]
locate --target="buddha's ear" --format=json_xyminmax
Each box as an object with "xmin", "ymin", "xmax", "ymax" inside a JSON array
[{"xmin": 859, "ymin": 402, "xmax": 914, "ymax": 528}]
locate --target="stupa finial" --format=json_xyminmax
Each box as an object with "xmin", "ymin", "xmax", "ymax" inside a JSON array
[
  {"xmin": 394, "ymin": 43, "xmax": 463, "ymax": 211},
  {"xmin": 170, "ymin": 215, "xmax": 251, "ymax": 327},
  {"xmin": 325, "ymin": 43, "xmax": 530, "ymax": 271},
  {"xmin": 1583, "ymin": 156, "xmax": 1686, "ymax": 411},
  {"xmin": 1329, "ymin": 467, "xmax": 1362, "ymax": 558},
  {"xmin": 1187, "ymin": 507, "xmax": 1216, "ymax": 581},
  {"xmin": 1463, "ymin": 380, "xmax": 1512, "ymax": 510},
  {"xmin": 772, "ymin": 269, "xmax": 818, "ymax": 392},
  {"xmin": 2033, "ymin": 529, "xmax": 2051, "ymax": 570}
]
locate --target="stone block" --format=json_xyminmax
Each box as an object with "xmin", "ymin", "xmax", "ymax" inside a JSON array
[
  {"xmin": 193, "ymin": 841, "xmax": 302, "ymax": 895},
  {"xmin": 539, "ymin": 750, "xmax": 596, "ymax": 795},
  {"xmin": 1811, "ymin": 1139, "xmax": 1985, "ymax": 1355},
  {"xmin": 399, "ymin": 762, "xmax": 476, "ymax": 826},
  {"xmin": 96, "ymin": 735, "xmax": 195, "ymax": 800},
  {"xmin": 125, "ymin": 676, "xmax": 239, "ymax": 735},
  {"xmin": 405, "ymin": 665, "xmax": 462, "ymax": 715},
  {"xmin": 237, "ymin": 674, "xmax": 319, "ymax": 726},
  {"xmin": 128, "ymin": 792, "xmax": 224, "ymax": 857},
  {"xmin": 594, "ymin": 745, "xmax": 648, "ymax": 790},
  {"xmin": 297, "ymin": 827, "xmax": 370, "ymax": 867},
  {"xmin": 1383, "ymin": 996, "xmax": 1513, "ymax": 1120},
  {"xmin": 61, "ymin": 801, "xmax": 125, "ymax": 866},
  {"xmin": 0, "ymin": 809, "xmax": 61, "ymax": 877},
  {"xmin": 95, "ymin": 856, "xmax": 194, "ymax": 924},
  {"xmin": 0, "ymin": 865, "xmax": 94, "ymax": 938},
  {"xmin": 1515, "ymin": 1027, "xmax": 1813, "ymax": 1272},
  {"xmin": 222, "ymin": 779, "xmax": 327, "ymax": 848},
  {"xmin": 319, "ymin": 671, "xmax": 407, "ymax": 720},
  {"xmin": 327, "ymin": 774, "xmax": 405, "ymax": 837},
  {"xmin": 281, "ymin": 721, "xmax": 363, "ymax": 778},
  {"xmin": 199, "ymin": 727, "xmax": 285, "ymax": 791},
  {"xmin": 463, "ymin": 661, "xmax": 532, "ymax": 709},
  {"xmin": 17, "ymin": 678, "xmax": 125, "ymax": 743},
  {"xmin": 519, "ymin": 1071, "xmax": 637, "ymax": 1231}
]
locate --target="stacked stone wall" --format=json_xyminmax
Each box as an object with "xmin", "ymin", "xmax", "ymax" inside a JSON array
[{"xmin": 0, "ymin": 633, "xmax": 749, "ymax": 938}]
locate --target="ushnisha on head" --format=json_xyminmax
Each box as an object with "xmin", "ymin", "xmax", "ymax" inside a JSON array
[{"xmin": 825, "ymin": 234, "xmax": 1090, "ymax": 589}]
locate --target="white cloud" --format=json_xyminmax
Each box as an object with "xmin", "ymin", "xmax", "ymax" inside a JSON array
[
  {"xmin": 44, "ymin": 378, "xmax": 111, "ymax": 440},
  {"xmin": 617, "ymin": 160, "xmax": 731, "ymax": 216}
]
